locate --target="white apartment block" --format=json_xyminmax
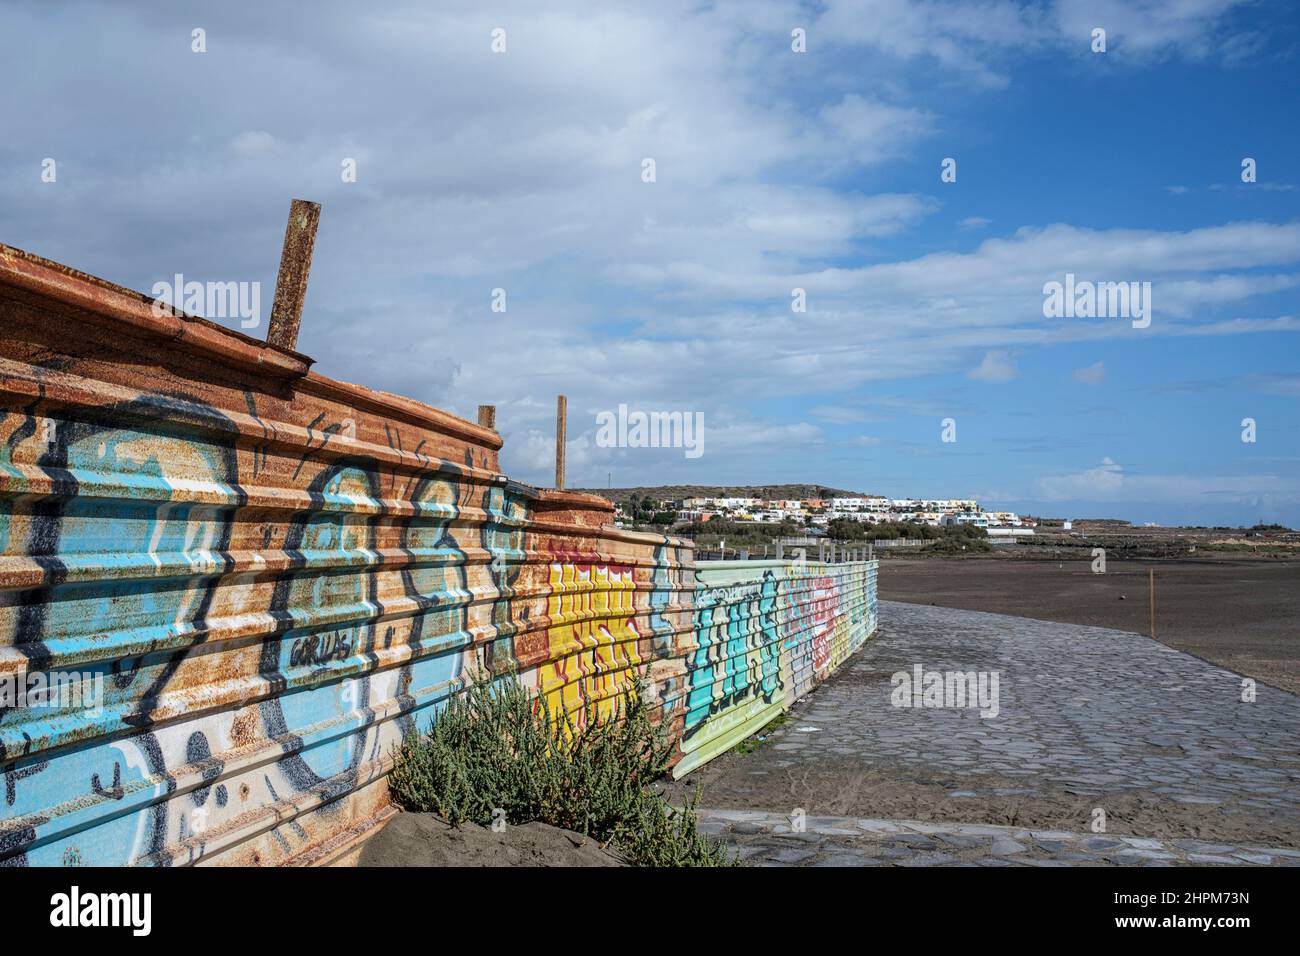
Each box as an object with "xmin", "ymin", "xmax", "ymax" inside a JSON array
[
  {"xmin": 660, "ymin": 492, "xmax": 988, "ymax": 525},
  {"xmin": 717, "ymin": 497, "xmax": 758, "ymax": 509}
]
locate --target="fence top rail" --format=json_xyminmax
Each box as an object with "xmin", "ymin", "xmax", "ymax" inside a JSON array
[{"xmin": 696, "ymin": 558, "xmax": 879, "ymax": 571}]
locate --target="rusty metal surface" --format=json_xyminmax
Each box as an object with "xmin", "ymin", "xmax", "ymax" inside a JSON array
[
  {"xmin": 0, "ymin": 244, "xmax": 873, "ymax": 865},
  {"xmin": 0, "ymin": 245, "xmax": 695, "ymax": 866},
  {"xmin": 266, "ymin": 199, "xmax": 321, "ymax": 351},
  {"xmin": 0, "ymin": 243, "xmax": 312, "ymax": 379}
]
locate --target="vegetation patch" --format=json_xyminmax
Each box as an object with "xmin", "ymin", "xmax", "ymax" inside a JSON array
[
  {"xmin": 828, "ymin": 518, "xmax": 992, "ymax": 553},
  {"xmin": 389, "ymin": 678, "xmax": 733, "ymax": 867},
  {"xmin": 734, "ymin": 711, "xmax": 792, "ymax": 754}
]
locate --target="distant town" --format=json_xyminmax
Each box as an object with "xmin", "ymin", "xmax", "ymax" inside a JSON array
[
  {"xmin": 610, "ymin": 491, "xmax": 1031, "ymax": 533},
  {"xmin": 588, "ymin": 484, "xmax": 1299, "ymax": 563}
]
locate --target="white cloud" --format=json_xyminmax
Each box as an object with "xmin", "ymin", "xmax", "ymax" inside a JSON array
[
  {"xmin": 815, "ymin": 0, "xmax": 1258, "ymax": 86},
  {"xmin": 969, "ymin": 351, "xmax": 1018, "ymax": 382},
  {"xmin": 1072, "ymin": 360, "xmax": 1106, "ymax": 385},
  {"xmin": 817, "ymin": 94, "xmax": 934, "ymax": 166},
  {"xmin": 0, "ymin": 0, "xmax": 1292, "ymax": 497},
  {"xmin": 1247, "ymin": 374, "xmax": 1300, "ymax": 398},
  {"xmin": 1036, "ymin": 457, "xmax": 1299, "ymax": 504}
]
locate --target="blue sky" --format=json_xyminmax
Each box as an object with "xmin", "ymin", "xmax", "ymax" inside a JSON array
[{"xmin": 2, "ymin": 1, "xmax": 1298, "ymax": 525}]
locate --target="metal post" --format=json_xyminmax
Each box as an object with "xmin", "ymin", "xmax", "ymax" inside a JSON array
[
  {"xmin": 1148, "ymin": 568, "xmax": 1156, "ymax": 639},
  {"xmin": 267, "ymin": 199, "xmax": 321, "ymax": 351},
  {"xmin": 555, "ymin": 395, "xmax": 567, "ymax": 490}
]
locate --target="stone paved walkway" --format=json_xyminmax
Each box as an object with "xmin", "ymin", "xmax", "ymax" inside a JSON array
[
  {"xmin": 698, "ymin": 809, "xmax": 1300, "ymax": 866},
  {"xmin": 682, "ymin": 601, "xmax": 1300, "ymax": 866}
]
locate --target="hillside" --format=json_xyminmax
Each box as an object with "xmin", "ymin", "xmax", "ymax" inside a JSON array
[{"xmin": 569, "ymin": 483, "xmax": 873, "ymax": 507}]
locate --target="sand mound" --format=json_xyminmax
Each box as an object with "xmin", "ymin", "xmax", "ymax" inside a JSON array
[{"xmin": 357, "ymin": 813, "xmax": 628, "ymax": 867}]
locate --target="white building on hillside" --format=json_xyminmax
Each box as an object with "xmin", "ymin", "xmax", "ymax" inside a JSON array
[{"xmin": 943, "ymin": 512, "xmax": 989, "ymax": 527}]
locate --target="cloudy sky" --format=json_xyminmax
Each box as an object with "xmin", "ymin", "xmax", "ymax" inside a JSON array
[{"xmin": 3, "ymin": 0, "xmax": 1298, "ymax": 525}]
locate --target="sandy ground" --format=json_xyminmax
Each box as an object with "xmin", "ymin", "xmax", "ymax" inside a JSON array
[
  {"xmin": 356, "ymin": 813, "xmax": 626, "ymax": 866},
  {"xmin": 878, "ymin": 554, "xmax": 1300, "ymax": 694}
]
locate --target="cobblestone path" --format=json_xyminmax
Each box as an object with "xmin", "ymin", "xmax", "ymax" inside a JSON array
[{"xmin": 682, "ymin": 602, "xmax": 1300, "ymax": 866}]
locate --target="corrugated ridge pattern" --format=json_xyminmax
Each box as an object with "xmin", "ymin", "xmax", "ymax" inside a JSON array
[
  {"xmin": 0, "ymin": 340, "xmax": 695, "ymax": 866},
  {"xmin": 674, "ymin": 560, "xmax": 878, "ymax": 778},
  {"xmin": 0, "ymin": 264, "xmax": 874, "ymax": 866}
]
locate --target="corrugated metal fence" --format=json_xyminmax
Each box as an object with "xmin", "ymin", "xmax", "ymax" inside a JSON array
[
  {"xmin": 679, "ymin": 560, "xmax": 876, "ymax": 777},
  {"xmin": 0, "ymin": 243, "xmax": 874, "ymax": 866}
]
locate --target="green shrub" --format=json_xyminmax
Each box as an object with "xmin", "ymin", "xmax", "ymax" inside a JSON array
[{"xmin": 388, "ymin": 678, "xmax": 733, "ymax": 867}]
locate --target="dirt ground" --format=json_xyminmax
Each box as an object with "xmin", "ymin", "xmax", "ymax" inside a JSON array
[
  {"xmin": 675, "ymin": 761, "xmax": 1300, "ymax": 849},
  {"xmin": 877, "ymin": 554, "xmax": 1300, "ymax": 694},
  {"xmin": 356, "ymin": 813, "xmax": 626, "ymax": 866}
]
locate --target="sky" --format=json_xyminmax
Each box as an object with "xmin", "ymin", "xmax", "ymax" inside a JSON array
[{"xmin": 2, "ymin": 0, "xmax": 1298, "ymax": 526}]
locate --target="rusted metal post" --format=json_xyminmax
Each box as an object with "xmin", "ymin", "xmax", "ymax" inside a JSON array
[
  {"xmin": 555, "ymin": 394, "xmax": 567, "ymax": 490},
  {"xmin": 477, "ymin": 404, "xmax": 497, "ymax": 430},
  {"xmin": 266, "ymin": 199, "xmax": 321, "ymax": 350},
  {"xmin": 1149, "ymin": 567, "xmax": 1156, "ymax": 639}
]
